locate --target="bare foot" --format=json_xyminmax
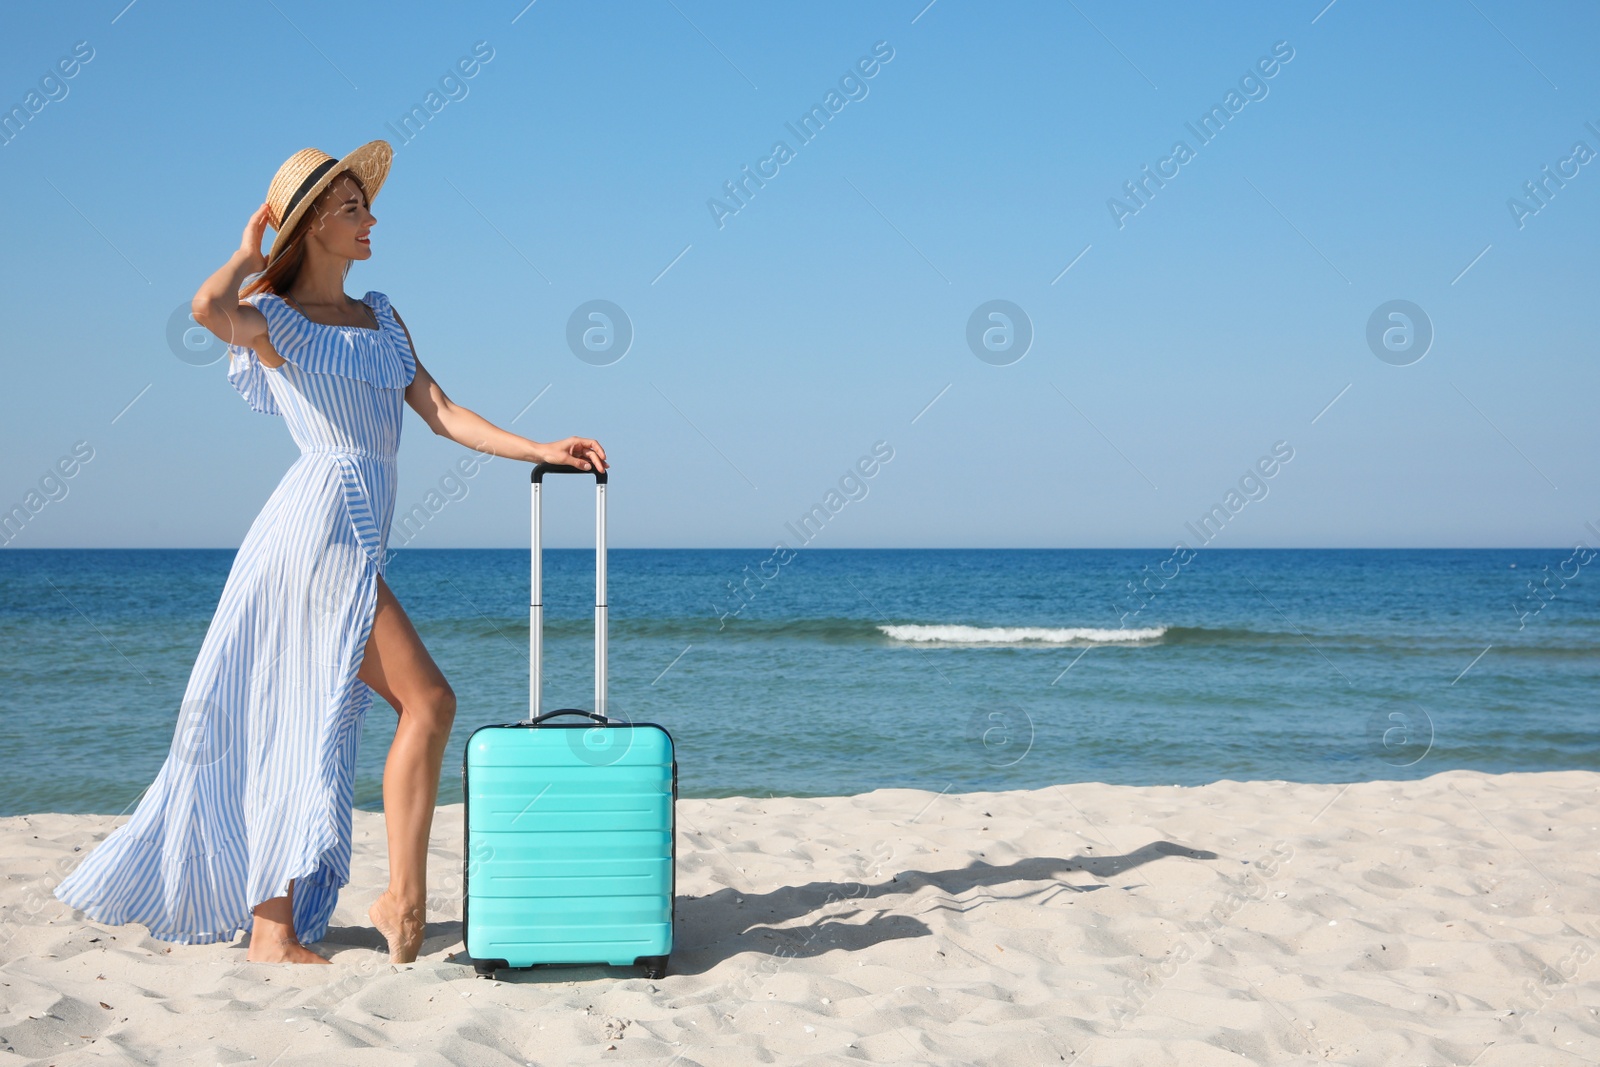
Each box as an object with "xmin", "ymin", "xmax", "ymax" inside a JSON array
[
  {"xmin": 246, "ymin": 932, "xmax": 331, "ymax": 964},
  {"xmin": 369, "ymin": 890, "xmax": 426, "ymax": 963},
  {"xmin": 244, "ymin": 885, "xmax": 329, "ymax": 964}
]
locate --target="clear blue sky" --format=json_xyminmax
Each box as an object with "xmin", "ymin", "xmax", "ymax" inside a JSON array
[{"xmin": 2, "ymin": 1, "xmax": 1596, "ymax": 549}]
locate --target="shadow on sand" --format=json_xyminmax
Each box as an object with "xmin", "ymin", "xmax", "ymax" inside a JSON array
[{"xmin": 405, "ymin": 838, "xmax": 1217, "ymax": 981}]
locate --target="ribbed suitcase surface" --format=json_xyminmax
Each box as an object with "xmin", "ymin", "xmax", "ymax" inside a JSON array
[
  {"xmin": 461, "ymin": 463, "xmax": 675, "ymax": 978},
  {"xmin": 464, "ymin": 722, "xmax": 675, "ymax": 968}
]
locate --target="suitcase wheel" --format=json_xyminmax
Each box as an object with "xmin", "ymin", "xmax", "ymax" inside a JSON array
[
  {"xmin": 636, "ymin": 954, "xmax": 669, "ymax": 980},
  {"xmin": 474, "ymin": 960, "xmax": 505, "ymax": 980}
]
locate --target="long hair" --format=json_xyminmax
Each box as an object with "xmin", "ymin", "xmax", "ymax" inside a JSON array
[{"xmin": 239, "ymin": 172, "xmax": 368, "ymax": 300}]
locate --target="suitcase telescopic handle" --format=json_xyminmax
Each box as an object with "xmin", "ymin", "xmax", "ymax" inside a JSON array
[{"xmin": 528, "ymin": 463, "xmax": 608, "ymax": 724}]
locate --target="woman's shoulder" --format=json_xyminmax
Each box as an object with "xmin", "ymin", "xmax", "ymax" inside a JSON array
[{"xmin": 362, "ymin": 291, "xmax": 415, "ymax": 383}]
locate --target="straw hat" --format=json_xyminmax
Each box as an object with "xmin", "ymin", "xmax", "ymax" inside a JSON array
[{"xmin": 263, "ymin": 140, "xmax": 393, "ymax": 263}]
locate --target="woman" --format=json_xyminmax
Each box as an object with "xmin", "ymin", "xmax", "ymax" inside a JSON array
[{"xmin": 53, "ymin": 140, "xmax": 607, "ymax": 965}]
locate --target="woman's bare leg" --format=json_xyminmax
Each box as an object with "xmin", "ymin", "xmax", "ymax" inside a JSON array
[
  {"xmin": 358, "ymin": 573, "xmax": 457, "ymax": 963},
  {"xmin": 246, "ymin": 879, "xmax": 330, "ymax": 964}
]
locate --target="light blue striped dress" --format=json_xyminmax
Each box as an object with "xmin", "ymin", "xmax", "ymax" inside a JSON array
[{"xmin": 54, "ymin": 289, "xmax": 416, "ymax": 945}]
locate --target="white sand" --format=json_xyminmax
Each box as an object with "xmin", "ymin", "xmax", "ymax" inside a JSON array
[{"xmin": 6, "ymin": 768, "xmax": 1599, "ymax": 1065}]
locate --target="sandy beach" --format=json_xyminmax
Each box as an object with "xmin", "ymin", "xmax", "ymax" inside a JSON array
[{"xmin": 5, "ymin": 768, "xmax": 1598, "ymax": 1066}]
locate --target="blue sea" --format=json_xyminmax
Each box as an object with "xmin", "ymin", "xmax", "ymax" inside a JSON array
[{"xmin": 2, "ymin": 548, "xmax": 1596, "ymax": 816}]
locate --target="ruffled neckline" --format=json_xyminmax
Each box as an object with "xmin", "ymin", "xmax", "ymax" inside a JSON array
[
  {"xmin": 226, "ymin": 289, "xmax": 416, "ymax": 415},
  {"xmin": 276, "ymin": 292, "xmax": 385, "ymax": 334}
]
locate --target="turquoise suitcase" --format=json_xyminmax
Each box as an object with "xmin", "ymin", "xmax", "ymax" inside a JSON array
[{"xmin": 462, "ymin": 463, "xmax": 676, "ymax": 980}]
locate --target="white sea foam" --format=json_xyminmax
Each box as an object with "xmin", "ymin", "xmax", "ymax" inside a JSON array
[{"xmin": 876, "ymin": 624, "xmax": 1167, "ymax": 645}]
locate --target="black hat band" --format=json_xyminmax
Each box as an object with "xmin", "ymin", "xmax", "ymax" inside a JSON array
[{"xmin": 281, "ymin": 158, "xmax": 340, "ymax": 225}]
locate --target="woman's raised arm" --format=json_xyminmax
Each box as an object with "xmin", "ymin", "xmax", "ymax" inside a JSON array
[{"xmin": 192, "ymin": 203, "xmax": 278, "ymax": 365}]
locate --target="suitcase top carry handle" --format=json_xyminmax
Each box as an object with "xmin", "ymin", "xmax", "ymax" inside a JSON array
[
  {"xmin": 528, "ymin": 465, "xmax": 607, "ymax": 724},
  {"xmin": 528, "ymin": 708, "xmax": 611, "ymax": 725}
]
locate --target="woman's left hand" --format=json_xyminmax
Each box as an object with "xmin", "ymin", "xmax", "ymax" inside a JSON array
[{"xmin": 539, "ymin": 436, "xmax": 608, "ymax": 473}]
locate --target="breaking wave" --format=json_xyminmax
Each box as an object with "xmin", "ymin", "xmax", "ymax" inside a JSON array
[{"xmin": 876, "ymin": 624, "xmax": 1168, "ymax": 646}]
